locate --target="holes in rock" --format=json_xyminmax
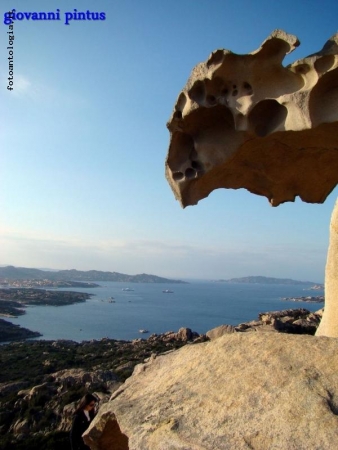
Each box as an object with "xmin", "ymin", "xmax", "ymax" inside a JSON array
[
  {"xmin": 173, "ymin": 111, "xmax": 182, "ymax": 119},
  {"xmin": 188, "ymin": 80, "xmax": 205, "ymax": 104},
  {"xmin": 166, "ymin": 132, "xmax": 195, "ymax": 172},
  {"xmin": 221, "ymin": 88, "xmax": 229, "ymax": 96},
  {"xmin": 191, "ymin": 160, "xmax": 203, "ymax": 171},
  {"xmin": 185, "ymin": 168, "xmax": 196, "ymax": 179},
  {"xmin": 295, "ymin": 64, "xmax": 310, "ymax": 74},
  {"xmin": 206, "ymin": 94, "xmax": 217, "ymax": 105},
  {"xmin": 189, "ymin": 148, "xmax": 198, "ymax": 160},
  {"xmin": 172, "ymin": 171, "xmax": 184, "ymax": 181},
  {"xmin": 309, "ymin": 67, "xmax": 338, "ymax": 126},
  {"xmin": 233, "ymin": 84, "xmax": 237, "ymax": 88},
  {"xmin": 177, "ymin": 92, "xmax": 187, "ymax": 107},
  {"xmin": 232, "ymin": 89, "xmax": 238, "ymax": 96},
  {"xmin": 248, "ymin": 99, "xmax": 287, "ymax": 137},
  {"xmin": 243, "ymin": 82, "xmax": 253, "ymax": 95},
  {"xmin": 314, "ymin": 55, "xmax": 335, "ymax": 74}
]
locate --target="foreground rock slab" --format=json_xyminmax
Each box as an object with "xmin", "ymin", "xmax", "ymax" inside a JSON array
[{"xmin": 84, "ymin": 333, "xmax": 338, "ymax": 449}]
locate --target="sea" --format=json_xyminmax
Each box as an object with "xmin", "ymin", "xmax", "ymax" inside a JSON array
[{"xmin": 4, "ymin": 281, "xmax": 323, "ymax": 342}]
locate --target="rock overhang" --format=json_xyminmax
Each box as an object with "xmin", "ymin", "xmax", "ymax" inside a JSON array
[{"xmin": 165, "ymin": 30, "xmax": 338, "ymax": 207}]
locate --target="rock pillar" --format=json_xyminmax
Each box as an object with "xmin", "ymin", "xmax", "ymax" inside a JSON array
[{"xmin": 316, "ymin": 198, "xmax": 338, "ymax": 337}]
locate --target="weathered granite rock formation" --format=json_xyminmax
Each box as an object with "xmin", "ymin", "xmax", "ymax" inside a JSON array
[
  {"xmin": 166, "ymin": 31, "xmax": 338, "ymax": 338},
  {"xmin": 166, "ymin": 30, "xmax": 338, "ymax": 207},
  {"xmin": 84, "ymin": 31, "xmax": 338, "ymax": 450},
  {"xmin": 84, "ymin": 333, "xmax": 338, "ymax": 449}
]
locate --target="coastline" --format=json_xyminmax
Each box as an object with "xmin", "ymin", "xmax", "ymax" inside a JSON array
[
  {"xmin": 0, "ymin": 318, "xmax": 42, "ymax": 342},
  {"xmin": 281, "ymin": 295, "xmax": 324, "ymax": 303}
]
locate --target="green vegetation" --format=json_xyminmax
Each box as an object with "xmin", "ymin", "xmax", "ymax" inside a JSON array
[
  {"xmin": 0, "ymin": 431, "xmax": 71, "ymax": 450},
  {"xmin": 0, "ymin": 338, "xmax": 183, "ymax": 384},
  {"xmin": 0, "ymin": 319, "xmax": 41, "ymax": 341},
  {"xmin": 0, "ymin": 336, "xmax": 187, "ymax": 449},
  {"xmin": 0, "ymin": 300, "xmax": 25, "ymax": 317}
]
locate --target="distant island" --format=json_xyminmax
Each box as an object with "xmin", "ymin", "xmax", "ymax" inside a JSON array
[
  {"xmin": 0, "ymin": 266, "xmax": 187, "ymax": 284},
  {"xmin": 214, "ymin": 276, "xmax": 321, "ymax": 285}
]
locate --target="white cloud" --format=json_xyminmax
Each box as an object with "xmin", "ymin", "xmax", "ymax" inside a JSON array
[
  {"xmin": 1, "ymin": 71, "xmax": 87, "ymax": 107},
  {"xmin": 11, "ymin": 74, "xmax": 32, "ymax": 97}
]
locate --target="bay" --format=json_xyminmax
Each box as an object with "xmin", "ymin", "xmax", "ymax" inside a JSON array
[{"xmin": 5, "ymin": 281, "xmax": 323, "ymax": 342}]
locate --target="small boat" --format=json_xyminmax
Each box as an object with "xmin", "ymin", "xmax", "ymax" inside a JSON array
[
  {"xmin": 139, "ymin": 329, "xmax": 149, "ymax": 334},
  {"xmin": 122, "ymin": 288, "xmax": 134, "ymax": 291},
  {"xmin": 108, "ymin": 300, "xmax": 115, "ymax": 303},
  {"xmin": 162, "ymin": 289, "xmax": 174, "ymax": 293}
]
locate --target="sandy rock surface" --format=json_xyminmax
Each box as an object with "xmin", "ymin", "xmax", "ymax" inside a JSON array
[{"xmin": 85, "ymin": 332, "xmax": 338, "ymax": 449}]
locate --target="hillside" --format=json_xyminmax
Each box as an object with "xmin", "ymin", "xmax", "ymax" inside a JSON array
[
  {"xmin": 216, "ymin": 276, "xmax": 320, "ymax": 285},
  {"xmin": 0, "ymin": 330, "xmax": 199, "ymax": 450},
  {"xmin": 0, "ymin": 266, "xmax": 187, "ymax": 284}
]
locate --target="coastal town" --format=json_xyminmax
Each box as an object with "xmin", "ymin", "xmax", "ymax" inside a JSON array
[{"xmin": 0, "ymin": 278, "xmax": 99, "ymax": 289}]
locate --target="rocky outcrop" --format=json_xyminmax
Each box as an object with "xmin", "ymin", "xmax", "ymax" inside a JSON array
[
  {"xmin": 206, "ymin": 308, "xmax": 322, "ymax": 339},
  {"xmin": 206, "ymin": 324, "xmax": 236, "ymax": 339},
  {"xmin": 9, "ymin": 368, "xmax": 121, "ymax": 437},
  {"xmin": 85, "ymin": 332, "xmax": 338, "ymax": 449},
  {"xmin": 240, "ymin": 307, "xmax": 321, "ymax": 335},
  {"xmin": 148, "ymin": 327, "xmax": 202, "ymax": 343},
  {"xmin": 166, "ymin": 30, "xmax": 338, "ymax": 208},
  {"xmin": 165, "ymin": 31, "xmax": 338, "ymax": 338}
]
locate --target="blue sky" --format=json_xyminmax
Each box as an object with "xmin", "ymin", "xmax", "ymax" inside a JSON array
[{"xmin": 0, "ymin": 0, "xmax": 337, "ymax": 281}]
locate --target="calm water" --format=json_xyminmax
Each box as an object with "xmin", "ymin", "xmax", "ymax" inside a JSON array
[{"xmin": 5, "ymin": 281, "xmax": 323, "ymax": 342}]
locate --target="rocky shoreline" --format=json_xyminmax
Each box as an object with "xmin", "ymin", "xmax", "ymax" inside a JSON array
[{"xmin": 281, "ymin": 295, "xmax": 324, "ymax": 303}]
